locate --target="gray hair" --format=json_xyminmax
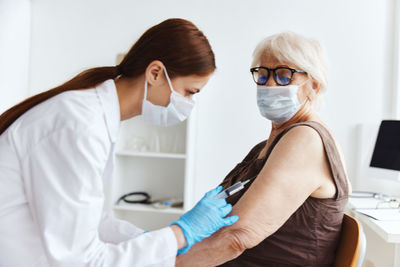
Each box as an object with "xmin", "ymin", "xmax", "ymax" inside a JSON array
[{"xmin": 251, "ymin": 32, "xmax": 329, "ymax": 109}]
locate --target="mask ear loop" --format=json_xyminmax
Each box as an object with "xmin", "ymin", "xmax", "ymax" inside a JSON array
[
  {"xmin": 307, "ymin": 89, "xmax": 316, "ymax": 102},
  {"xmin": 143, "ymin": 79, "xmax": 148, "ymax": 101},
  {"xmin": 163, "ymin": 67, "xmax": 175, "ymax": 93},
  {"xmin": 295, "ymin": 78, "xmax": 311, "ymax": 105},
  {"xmin": 302, "ymin": 77, "xmax": 317, "ymax": 109},
  {"xmin": 164, "ymin": 66, "xmax": 196, "ymax": 104}
]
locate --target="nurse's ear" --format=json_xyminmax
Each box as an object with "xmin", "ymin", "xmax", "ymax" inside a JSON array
[{"xmin": 145, "ymin": 60, "xmax": 165, "ymax": 86}]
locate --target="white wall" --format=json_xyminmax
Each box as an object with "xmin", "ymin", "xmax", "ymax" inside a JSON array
[
  {"xmin": 394, "ymin": 0, "xmax": 400, "ymax": 119},
  {"xmin": 28, "ymin": 0, "xmax": 400, "ymax": 201},
  {"xmin": 0, "ymin": 0, "xmax": 31, "ymax": 113}
]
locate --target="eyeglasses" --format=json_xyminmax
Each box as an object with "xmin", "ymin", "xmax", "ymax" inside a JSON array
[
  {"xmin": 250, "ymin": 66, "xmax": 307, "ymax": 86},
  {"xmin": 375, "ymin": 197, "xmax": 400, "ymax": 209}
]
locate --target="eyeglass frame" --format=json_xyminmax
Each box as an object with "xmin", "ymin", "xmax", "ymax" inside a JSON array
[{"xmin": 250, "ymin": 66, "xmax": 307, "ymax": 86}]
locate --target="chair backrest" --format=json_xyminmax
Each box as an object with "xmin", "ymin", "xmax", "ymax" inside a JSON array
[{"xmin": 333, "ymin": 214, "xmax": 367, "ymax": 267}]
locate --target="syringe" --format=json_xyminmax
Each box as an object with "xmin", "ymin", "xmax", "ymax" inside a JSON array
[{"xmin": 215, "ymin": 176, "xmax": 256, "ymax": 199}]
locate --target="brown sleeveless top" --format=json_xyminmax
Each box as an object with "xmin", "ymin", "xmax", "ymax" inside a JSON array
[{"xmin": 218, "ymin": 121, "xmax": 349, "ymax": 267}]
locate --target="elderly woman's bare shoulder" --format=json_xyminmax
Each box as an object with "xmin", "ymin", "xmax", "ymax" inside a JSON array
[{"xmin": 273, "ymin": 123, "xmax": 325, "ymax": 155}]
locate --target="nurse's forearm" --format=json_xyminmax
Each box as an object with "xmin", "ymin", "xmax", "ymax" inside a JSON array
[{"xmin": 170, "ymin": 225, "xmax": 187, "ymax": 250}]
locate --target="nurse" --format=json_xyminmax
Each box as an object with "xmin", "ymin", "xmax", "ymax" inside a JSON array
[{"xmin": 0, "ymin": 18, "xmax": 238, "ymax": 267}]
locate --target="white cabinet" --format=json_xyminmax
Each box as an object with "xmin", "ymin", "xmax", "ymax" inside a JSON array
[{"xmin": 108, "ymin": 112, "xmax": 197, "ymax": 231}]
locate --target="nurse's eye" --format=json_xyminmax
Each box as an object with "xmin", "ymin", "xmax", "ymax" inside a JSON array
[{"xmin": 186, "ymin": 89, "xmax": 200, "ymax": 95}]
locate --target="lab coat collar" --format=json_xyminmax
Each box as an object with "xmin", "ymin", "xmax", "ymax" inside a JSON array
[{"xmin": 95, "ymin": 79, "xmax": 120, "ymax": 143}]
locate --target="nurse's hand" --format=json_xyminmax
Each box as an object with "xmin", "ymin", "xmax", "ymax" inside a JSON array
[{"xmin": 171, "ymin": 186, "xmax": 239, "ymax": 255}]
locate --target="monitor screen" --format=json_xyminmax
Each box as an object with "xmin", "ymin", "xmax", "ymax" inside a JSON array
[{"xmin": 370, "ymin": 120, "xmax": 400, "ymax": 171}]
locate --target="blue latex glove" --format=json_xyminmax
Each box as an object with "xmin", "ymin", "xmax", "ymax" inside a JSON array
[{"xmin": 171, "ymin": 186, "xmax": 239, "ymax": 255}]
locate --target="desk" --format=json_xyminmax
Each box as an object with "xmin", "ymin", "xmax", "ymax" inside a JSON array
[{"xmin": 348, "ymin": 198, "xmax": 400, "ymax": 266}]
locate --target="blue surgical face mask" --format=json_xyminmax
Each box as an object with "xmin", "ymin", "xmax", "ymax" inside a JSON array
[{"xmin": 257, "ymin": 80, "xmax": 309, "ymax": 125}]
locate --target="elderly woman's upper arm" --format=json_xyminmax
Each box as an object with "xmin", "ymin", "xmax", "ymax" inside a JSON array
[{"xmin": 226, "ymin": 126, "xmax": 325, "ymax": 252}]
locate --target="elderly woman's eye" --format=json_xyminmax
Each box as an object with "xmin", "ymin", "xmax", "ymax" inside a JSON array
[
  {"xmin": 258, "ymin": 75, "xmax": 268, "ymax": 84},
  {"xmin": 255, "ymin": 69, "xmax": 269, "ymax": 85},
  {"xmin": 277, "ymin": 75, "xmax": 290, "ymax": 84},
  {"xmin": 276, "ymin": 69, "xmax": 292, "ymax": 85}
]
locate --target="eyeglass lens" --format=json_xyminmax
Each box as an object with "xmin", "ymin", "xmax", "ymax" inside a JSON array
[{"xmin": 253, "ymin": 68, "xmax": 293, "ymax": 86}]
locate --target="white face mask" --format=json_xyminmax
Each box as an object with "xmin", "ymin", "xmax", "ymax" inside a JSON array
[
  {"xmin": 257, "ymin": 80, "xmax": 310, "ymax": 125},
  {"xmin": 141, "ymin": 67, "xmax": 195, "ymax": 126}
]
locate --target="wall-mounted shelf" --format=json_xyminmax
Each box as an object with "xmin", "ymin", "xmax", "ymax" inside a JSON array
[
  {"xmin": 114, "ymin": 203, "xmax": 185, "ymax": 215},
  {"xmin": 116, "ymin": 150, "xmax": 186, "ymax": 159}
]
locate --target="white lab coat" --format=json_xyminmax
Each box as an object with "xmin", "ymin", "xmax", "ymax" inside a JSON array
[{"xmin": 0, "ymin": 80, "xmax": 177, "ymax": 267}]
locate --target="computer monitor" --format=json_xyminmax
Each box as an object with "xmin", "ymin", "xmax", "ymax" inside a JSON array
[{"xmin": 367, "ymin": 120, "xmax": 400, "ymax": 182}]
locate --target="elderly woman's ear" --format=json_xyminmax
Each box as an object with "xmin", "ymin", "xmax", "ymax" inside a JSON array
[{"xmin": 311, "ymin": 79, "xmax": 322, "ymax": 97}]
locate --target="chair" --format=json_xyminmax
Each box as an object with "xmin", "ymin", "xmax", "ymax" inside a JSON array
[{"xmin": 334, "ymin": 214, "xmax": 367, "ymax": 267}]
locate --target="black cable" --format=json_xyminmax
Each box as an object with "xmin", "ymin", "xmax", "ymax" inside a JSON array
[{"xmin": 116, "ymin": 192, "xmax": 151, "ymax": 204}]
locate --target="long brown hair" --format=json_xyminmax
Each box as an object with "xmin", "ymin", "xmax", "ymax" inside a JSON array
[{"xmin": 0, "ymin": 18, "xmax": 216, "ymax": 135}]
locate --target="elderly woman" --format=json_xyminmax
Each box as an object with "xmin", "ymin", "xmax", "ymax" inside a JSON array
[{"xmin": 176, "ymin": 32, "xmax": 351, "ymax": 267}]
